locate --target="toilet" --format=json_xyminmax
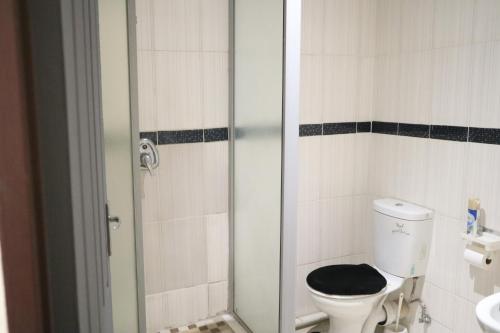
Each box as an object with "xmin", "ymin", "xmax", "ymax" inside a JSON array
[{"xmin": 306, "ymin": 198, "xmax": 434, "ymax": 333}]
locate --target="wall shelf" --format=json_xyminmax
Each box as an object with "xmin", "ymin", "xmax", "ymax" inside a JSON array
[{"xmin": 461, "ymin": 232, "xmax": 500, "ymax": 252}]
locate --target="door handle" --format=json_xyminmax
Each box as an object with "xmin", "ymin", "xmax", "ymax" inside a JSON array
[{"xmin": 107, "ymin": 214, "xmax": 121, "ymax": 230}]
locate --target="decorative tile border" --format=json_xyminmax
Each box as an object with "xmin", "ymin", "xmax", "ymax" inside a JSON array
[
  {"xmin": 141, "ymin": 122, "xmax": 500, "ymax": 146},
  {"xmin": 398, "ymin": 123, "xmax": 430, "ymax": 138},
  {"xmin": 372, "ymin": 121, "xmax": 398, "ymax": 135},
  {"xmin": 298, "ymin": 121, "xmax": 372, "ymax": 137},
  {"xmin": 469, "ymin": 127, "xmax": 500, "ymax": 145},
  {"xmin": 430, "ymin": 125, "xmax": 468, "ymax": 142},
  {"xmin": 140, "ymin": 127, "xmax": 229, "ymax": 145},
  {"xmin": 299, "ymin": 124, "xmax": 322, "ymax": 136},
  {"xmin": 373, "ymin": 121, "xmax": 500, "ymax": 144}
]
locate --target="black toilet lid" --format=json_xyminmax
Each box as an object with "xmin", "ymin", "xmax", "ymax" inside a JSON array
[{"xmin": 306, "ymin": 264, "xmax": 387, "ymax": 296}]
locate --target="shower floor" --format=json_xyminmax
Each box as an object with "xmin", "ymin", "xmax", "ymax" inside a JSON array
[{"xmin": 159, "ymin": 314, "xmax": 246, "ymax": 333}]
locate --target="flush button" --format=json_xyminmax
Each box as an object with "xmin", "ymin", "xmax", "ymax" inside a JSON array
[{"xmin": 395, "ymin": 203, "xmax": 403, "ymax": 207}]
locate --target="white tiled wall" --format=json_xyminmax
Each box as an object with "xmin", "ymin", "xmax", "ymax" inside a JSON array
[
  {"xmin": 136, "ymin": 0, "xmax": 229, "ymax": 332},
  {"xmin": 371, "ymin": 1, "xmax": 500, "ymax": 332},
  {"xmin": 296, "ymin": 0, "xmax": 375, "ymax": 319},
  {"xmin": 298, "ymin": 0, "xmax": 500, "ymax": 332}
]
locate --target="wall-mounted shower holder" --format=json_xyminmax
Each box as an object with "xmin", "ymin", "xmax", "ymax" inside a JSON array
[{"xmin": 139, "ymin": 138, "xmax": 159, "ymax": 175}]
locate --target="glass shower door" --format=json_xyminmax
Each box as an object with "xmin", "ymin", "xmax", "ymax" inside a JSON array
[{"xmin": 232, "ymin": 0, "xmax": 285, "ymax": 332}]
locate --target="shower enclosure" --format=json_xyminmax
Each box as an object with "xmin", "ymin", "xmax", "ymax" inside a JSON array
[{"xmin": 99, "ymin": 0, "xmax": 300, "ymax": 332}]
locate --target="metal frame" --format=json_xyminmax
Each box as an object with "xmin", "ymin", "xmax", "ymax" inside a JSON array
[
  {"xmin": 279, "ymin": 0, "xmax": 301, "ymax": 331},
  {"xmin": 228, "ymin": 0, "xmax": 236, "ymax": 318},
  {"xmin": 125, "ymin": 0, "xmax": 147, "ymax": 331}
]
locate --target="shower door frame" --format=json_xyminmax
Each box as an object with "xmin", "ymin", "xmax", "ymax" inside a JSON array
[
  {"xmin": 124, "ymin": 0, "xmax": 148, "ymax": 331},
  {"xmin": 228, "ymin": 0, "xmax": 301, "ymax": 332}
]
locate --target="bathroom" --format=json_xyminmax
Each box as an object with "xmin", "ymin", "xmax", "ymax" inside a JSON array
[
  {"xmin": 96, "ymin": 0, "xmax": 500, "ymax": 333},
  {"xmin": 3, "ymin": 0, "xmax": 500, "ymax": 333}
]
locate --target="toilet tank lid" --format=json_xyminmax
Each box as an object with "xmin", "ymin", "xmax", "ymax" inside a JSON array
[{"xmin": 373, "ymin": 198, "xmax": 433, "ymax": 221}]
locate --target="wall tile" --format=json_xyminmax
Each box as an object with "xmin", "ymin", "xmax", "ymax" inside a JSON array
[
  {"xmin": 145, "ymin": 284, "xmax": 209, "ymax": 332},
  {"xmin": 140, "ymin": 169, "xmax": 160, "ymax": 223},
  {"xmin": 208, "ymin": 281, "xmax": 228, "ymax": 316},
  {"xmin": 155, "ymin": 52, "xmax": 203, "ymax": 130},
  {"xmin": 320, "ymin": 134, "xmax": 355, "ymax": 198},
  {"xmin": 465, "ymin": 143, "xmax": 500, "ymax": 231},
  {"xmin": 356, "ymin": 57, "xmax": 375, "ymax": 121},
  {"xmin": 138, "ymin": 51, "xmax": 157, "ymax": 131},
  {"xmin": 202, "ymin": 53, "xmax": 229, "ymax": 129},
  {"xmin": 473, "ymin": 0, "xmax": 500, "ymax": 43},
  {"xmin": 353, "ymin": 134, "xmax": 371, "ymax": 195},
  {"xmin": 425, "ymin": 140, "xmax": 467, "ymax": 219},
  {"xmin": 301, "ymin": 0, "xmax": 324, "ymax": 54},
  {"xmin": 426, "ymin": 215, "xmax": 462, "ymax": 292},
  {"xmin": 407, "ymin": 318, "xmax": 452, "ymax": 333},
  {"xmin": 300, "ymin": 55, "xmax": 324, "ymax": 124},
  {"xmin": 298, "ymin": 136, "xmax": 321, "ymax": 202},
  {"xmin": 369, "ymin": 134, "xmax": 399, "ymax": 196},
  {"xmin": 203, "ymin": 142, "xmax": 228, "ymax": 214},
  {"xmin": 470, "ymin": 42, "xmax": 500, "ymax": 128},
  {"xmin": 431, "ymin": 46, "xmax": 473, "ymax": 127},
  {"xmin": 400, "ymin": 0, "xmax": 435, "ymax": 52},
  {"xmin": 433, "ymin": 0, "xmax": 474, "ymax": 48},
  {"xmin": 394, "ymin": 136, "xmax": 429, "ymax": 205},
  {"xmin": 153, "ymin": 0, "xmax": 201, "ymax": 51},
  {"xmin": 421, "ymin": 282, "xmax": 456, "ymax": 329},
  {"xmin": 352, "ymin": 195, "xmax": 372, "ymax": 255},
  {"xmin": 320, "ymin": 197, "xmax": 356, "ymax": 260},
  {"xmin": 323, "ymin": 56, "xmax": 359, "ymax": 123},
  {"xmin": 359, "ymin": 0, "xmax": 377, "ymax": 56},
  {"xmin": 158, "ymin": 144, "xmax": 204, "ymax": 220},
  {"xmin": 373, "ymin": 54, "xmax": 401, "ymax": 122},
  {"xmin": 323, "ymin": 0, "xmax": 360, "ymax": 55},
  {"xmin": 296, "ymin": 262, "xmax": 322, "ymax": 317},
  {"xmin": 136, "ymin": 0, "xmax": 153, "ymax": 50},
  {"xmin": 201, "ymin": 0, "xmax": 229, "ymax": 51},
  {"xmin": 297, "ymin": 201, "xmax": 321, "ymax": 265},
  {"xmin": 143, "ymin": 217, "xmax": 207, "ymax": 294},
  {"xmin": 375, "ymin": 0, "xmax": 402, "ymax": 55},
  {"xmin": 399, "ymin": 51, "xmax": 433, "ymax": 124},
  {"xmin": 206, "ymin": 213, "xmax": 229, "ymax": 283},
  {"xmin": 453, "ymin": 297, "xmax": 483, "ymax": 333}
]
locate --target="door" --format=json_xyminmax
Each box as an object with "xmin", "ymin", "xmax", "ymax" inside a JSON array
[{"xmin": 98, "ymin": 0, "xmax": 145, "ymax": 332}]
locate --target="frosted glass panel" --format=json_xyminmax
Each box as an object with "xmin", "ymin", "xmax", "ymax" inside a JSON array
[{"xmin": 233, "ymin": 0, "xmax": 283, "ymax": 332}]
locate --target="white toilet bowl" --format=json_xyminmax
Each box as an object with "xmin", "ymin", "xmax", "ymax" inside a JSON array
[{"xmin": 307, "ymin": 267, "xmax": 404, "ymax": 333}]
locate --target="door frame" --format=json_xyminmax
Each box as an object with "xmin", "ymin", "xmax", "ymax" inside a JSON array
[{"xmin": 24, "ymin": 0, "xmax": 116, "ymax": 331}]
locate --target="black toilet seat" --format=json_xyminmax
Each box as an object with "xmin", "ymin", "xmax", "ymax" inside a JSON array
[{"xmin": 306, "ymin": 264, "xmax": 387, "ymax": 296}]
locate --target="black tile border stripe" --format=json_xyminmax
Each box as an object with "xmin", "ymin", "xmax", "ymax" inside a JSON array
[
  {"xmin": 142, "ymin": 122, "xmax": 500, "ymax": 146},
  {"xmin": 141, "ymin": 128, "xmax": 229, "ymax": 145},
  {"xmin": 372, "ymin": 121, "xmax": 398, "ymax": 135},
  {"xmin": 356, "ymin": 122, "xmax": 371, "ymax": 133},
  {"xmin": 299, "ymin": 124, "xmax": 323, "ymax": 137},
  {"xmin": 430, "ymin": 125, "xmax": 468, "ymax": 142},
  {"xmin": 469, "ymin": 127, "xmax": 500, "ymax": 145},
  {"xmin": 204, "ymin": 127, "xmax": 228, "ymax": 142},
  {"xmin": 140, "ymin": 131, "xmax": 158, "ymax": 145},
  {"xmin": 323, "ymin": 122, "xmax": 356, "ymax": 135},
  {"xmin": 158, "ymin": 129, "xmax": 203, "ymax": 144},
  {"xmin": 398, "ymin": 123, "xmax": 430, "ymax": 138}
]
